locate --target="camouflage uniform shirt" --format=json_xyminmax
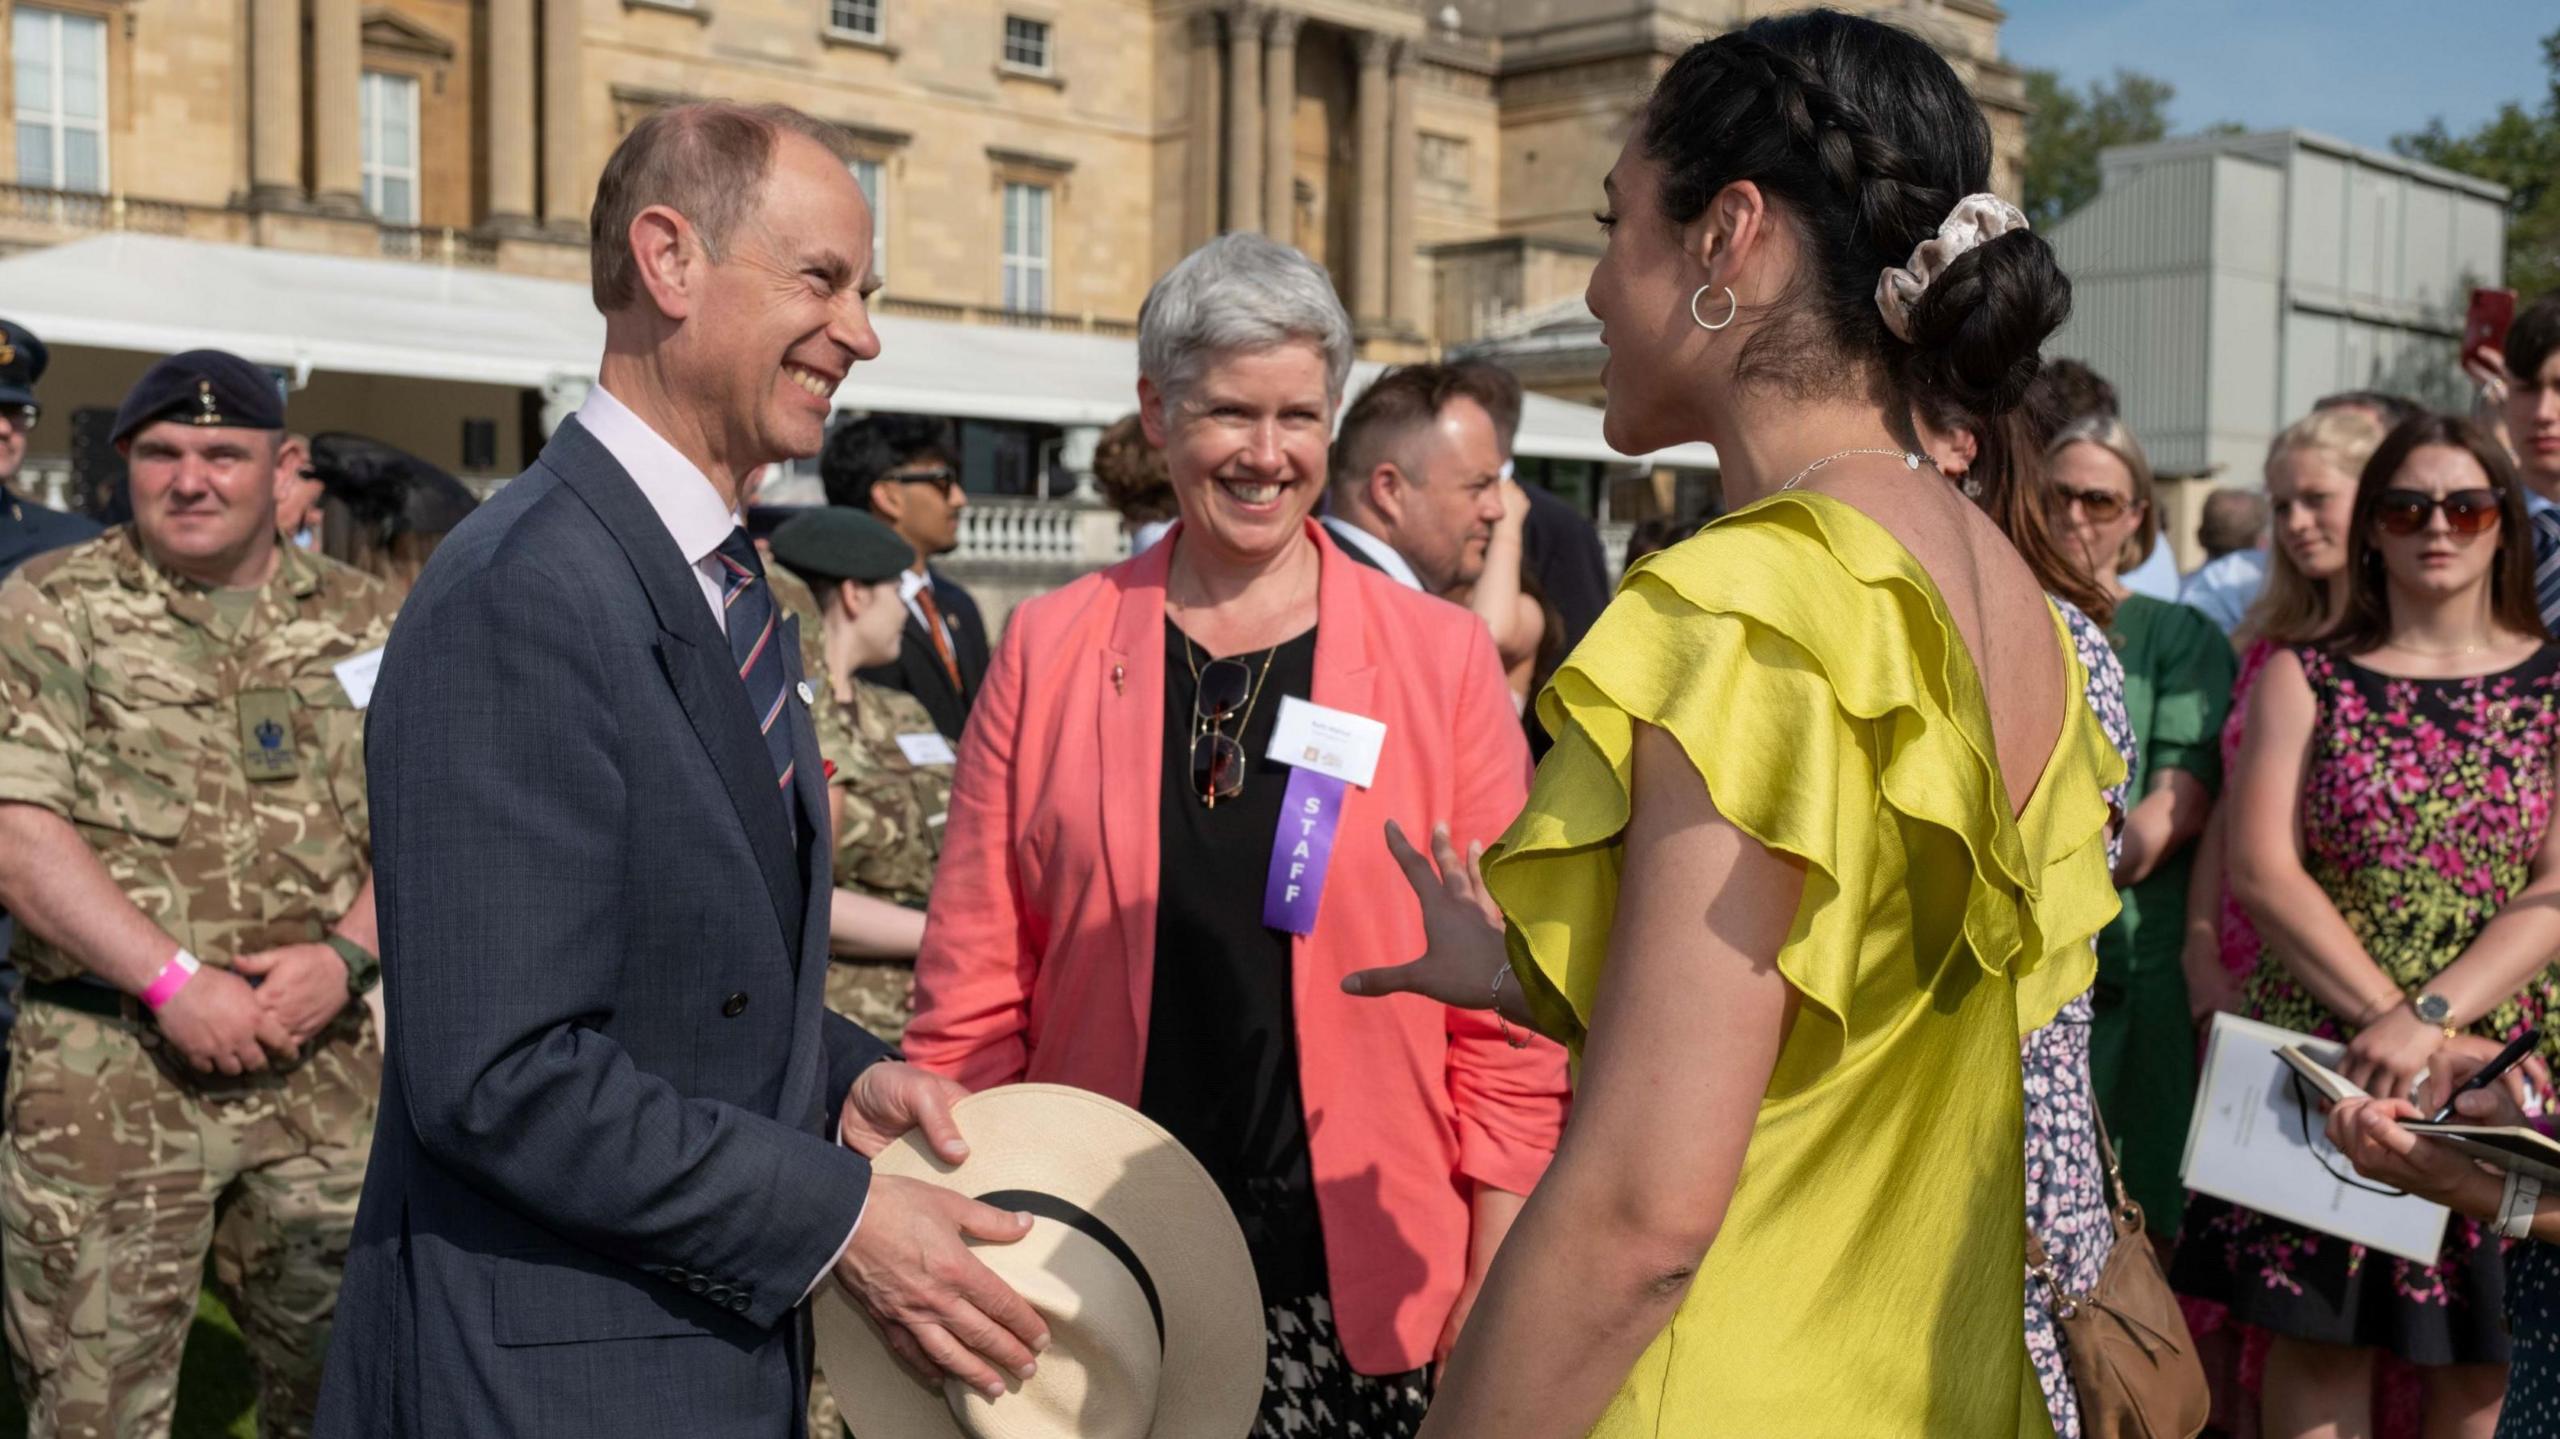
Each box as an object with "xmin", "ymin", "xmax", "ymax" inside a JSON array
[
  {"xmin": 0, "ymin": 528, "xmax": 399, "ymax": 982},
  {"xmin": 817, "ymin": 679, "xmax": 952, "ymax": 907}
]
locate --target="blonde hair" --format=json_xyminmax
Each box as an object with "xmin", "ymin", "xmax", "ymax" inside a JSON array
[
  {"xmin": 2046, "ymin": 413, "xmax": 2156, "ymax": 575},
  {"xmin": 2236, "ymin": 407, "xmax": 2387, "ymax": 647}
]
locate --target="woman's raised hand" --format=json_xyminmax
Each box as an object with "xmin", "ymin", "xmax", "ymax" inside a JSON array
[{"xmin": 1342, "ymin": 820, "xmax": 1508, "ymax": 1009}]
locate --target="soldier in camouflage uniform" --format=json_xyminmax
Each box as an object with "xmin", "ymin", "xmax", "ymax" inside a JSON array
[
  {"xmin": 0, "ymin": 352, "xmax": 397, "ymax": 1439},
  {"xmin": 769, "ymin": 507, "xmax": 954, "ymax": 1042}
]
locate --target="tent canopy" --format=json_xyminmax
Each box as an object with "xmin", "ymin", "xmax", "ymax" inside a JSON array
[{"xmin": 0, "ymin": 233, "xmax": 1714, "ymax": 468}]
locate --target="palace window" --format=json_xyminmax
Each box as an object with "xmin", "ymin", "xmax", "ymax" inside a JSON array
[
  {"xmin": 12, "ymin": 7, "xmax": 108, "ymax": 193},
  {"xmin": 360, "ymin": 70, "xmax": 421, "ymax": 225},
  {"xmin": 849, "ymin": 157, "xmax": 886, "ymax": 280},
  {"xmin": 827, "ymin": 0, "xmax": 880, "ymax": 39},
  {"xmin": 1000, "ymin": 181, "xmax": 1050, "ymax": 314},
  {"xmin": 1001, "ymin": 15, "xmax": 1051, "ymax": 73}
]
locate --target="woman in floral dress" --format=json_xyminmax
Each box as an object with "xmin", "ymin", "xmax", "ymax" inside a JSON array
[{"xmin": 2177, "ymin": 415, "xmax": 2560, "ymax": 1437}]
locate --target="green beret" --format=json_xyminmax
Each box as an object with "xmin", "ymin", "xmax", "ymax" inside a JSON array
[{"xmin": 769, "ymin": 507, "xmax": 914, "ymax": 586}]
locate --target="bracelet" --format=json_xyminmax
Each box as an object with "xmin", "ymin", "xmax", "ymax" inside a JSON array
[
  {"xmin": 2505, "ymin": 1173, "xmax": 2544, "ymax": 1240},
  {"xmin": 141, "ymin": 948, "xmax": 201, "ymax": 1013},
  {"xmin": 1490, "ymin": 963, "xmax": 1528, "ymax": 1051}
]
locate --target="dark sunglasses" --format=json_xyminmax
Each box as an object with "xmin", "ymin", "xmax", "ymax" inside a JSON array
[
  {"xmin": 887, "ymin": 464, "xmax": 958, "ymax": 497},
  {"xmin": 2374, "ymin": 488, "xmax": 2500, "ymax": 537},
  {"xmin": 2046, "ymin": 485, "xmax": 2139, "ymax": 524},
  {"xmin": 1190, "ymin": 657, "xmax": 1251, "ymax": 807},
  {"xmin": 0, "ymin": 403, "xmax": 37, "ymax": 433}
]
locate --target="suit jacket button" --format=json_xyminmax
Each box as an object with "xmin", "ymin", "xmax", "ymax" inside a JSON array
[
  {"xmin": 687, "ymin": 1276, "xmax": 709, "ymax": 1295},
  {"xmin": 722, "ymin": 992, "xmax": 748, "ymax": 1018},
  {"xmin": 730, "ymin": 1295, "xmax": 751, "ymax": 1314}
]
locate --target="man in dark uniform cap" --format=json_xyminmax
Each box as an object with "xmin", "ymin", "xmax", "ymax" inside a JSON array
[
  {"xmin": 0, "ymin": 318, "xmax": 99, "ymax": 583},
  {"xmin": 0, "ymin": 318, "xmax": 100, "ymax": 1085},
  {"xmin": 0, "ymin": 348, "xmax": 399, "ymax": 1437}
]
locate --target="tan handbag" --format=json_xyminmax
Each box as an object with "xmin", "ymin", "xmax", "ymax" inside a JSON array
[{"xmin": 2026, "ymin": 1117, "xmax": 2210, "ymax": 1439}]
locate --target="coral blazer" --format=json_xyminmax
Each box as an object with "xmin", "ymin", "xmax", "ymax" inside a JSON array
[{"xmin": 906, "ymin": 519, "xmax": 1569, "ymax": 1375}]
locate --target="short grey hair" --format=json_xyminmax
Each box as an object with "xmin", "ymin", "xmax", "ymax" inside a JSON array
[{"xmin": 1138, "ymin": 233, "xmax": 1354, "ymax": 409}]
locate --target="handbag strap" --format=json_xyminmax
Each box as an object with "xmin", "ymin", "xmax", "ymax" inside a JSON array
[{"xmin": 2026, "ymin": 1098, "xmax": 2144, "ymax": 1308}]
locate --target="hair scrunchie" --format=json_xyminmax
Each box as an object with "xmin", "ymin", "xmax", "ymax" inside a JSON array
[{"xmin": 1874, "ymin": 193, "xmax": 2030, "ymax": 344}]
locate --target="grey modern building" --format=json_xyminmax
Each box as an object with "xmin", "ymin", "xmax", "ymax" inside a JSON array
[{"xmin": 2048, "ymin": 128, "xmax": 2508, "ymax": 503}]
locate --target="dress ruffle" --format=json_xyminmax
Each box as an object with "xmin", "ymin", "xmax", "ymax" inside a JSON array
[{"xmin": 1485, "ymin": 492, "xmax": 2125, "ymax": 1066}]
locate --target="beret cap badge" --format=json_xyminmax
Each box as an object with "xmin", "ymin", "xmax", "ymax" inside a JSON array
[{"xmin": 194, "ymin": 379, "xmax": 222, "ymax": 425}]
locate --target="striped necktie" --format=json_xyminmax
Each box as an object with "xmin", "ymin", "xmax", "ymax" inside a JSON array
[
  {"xmin": 712, "ymin": 529, "xmax": 797, "ymax": 791},
  {"xmin": 2533, "ymin": 506, "xmax": 2560, "ymax": 638}
]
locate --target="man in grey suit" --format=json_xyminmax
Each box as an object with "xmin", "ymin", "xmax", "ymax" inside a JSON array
[{"xmin": 316, "ymin": 102, "xmax": 1049, "ymax": 1438}]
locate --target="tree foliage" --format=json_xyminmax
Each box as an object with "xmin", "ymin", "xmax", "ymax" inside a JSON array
[
  {"xmin": 2391, "ymin": 26, "xmax": 2560, "ymax": 299},
  {"xmin": 2019, "ymin": 67, "xmax": 2177, "ymax": 230}
]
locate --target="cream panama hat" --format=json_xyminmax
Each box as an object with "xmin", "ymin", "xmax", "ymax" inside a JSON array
[{"xmin": 817, "ymin": 1084, "xmax": 1265, "ymax": 1439}]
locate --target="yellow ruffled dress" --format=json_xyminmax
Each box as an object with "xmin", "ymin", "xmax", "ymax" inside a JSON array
[{"xmin": 1484, "ymin": 493, "xmax": 2124, "ymax": 1438}]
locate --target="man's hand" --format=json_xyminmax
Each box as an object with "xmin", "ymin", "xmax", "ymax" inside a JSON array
[
  {"xmin": 834, "ymin": 1175, "xmax": 1050, "ymax": 1400},
  {"xmin": 840, "ymin": 1061, "xmax": 975, "ymax": 1162},
  {"xmin": 234, "ymin": 942, "xmax": 352, "ymax": 1054},
  {"xmin": 154, "ymin": 966, "xmax": 290, "ymax": 1075}
]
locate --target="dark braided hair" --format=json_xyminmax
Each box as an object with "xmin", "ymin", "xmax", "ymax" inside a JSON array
[{"xmin": 1640, "ymin": 10, "xmax": 2070, "ymax": 421}]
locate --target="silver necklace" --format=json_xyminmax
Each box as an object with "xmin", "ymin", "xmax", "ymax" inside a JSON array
[{"xmin": 1779, "ymin": 448, "xmax": 1929, "ymax": 491}]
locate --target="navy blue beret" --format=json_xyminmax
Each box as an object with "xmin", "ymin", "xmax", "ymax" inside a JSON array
[
  {"xmin": 0, "ymin": 318, "xmax": 46, "ymax": 408},
  {"xmin": 111, "ymin": 349, "xmax": 286, "ymax": 446}
]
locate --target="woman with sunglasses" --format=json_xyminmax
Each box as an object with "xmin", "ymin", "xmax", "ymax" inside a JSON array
[
  {"xmin": 2042, "ymin": 414, "xmax": 2237, "ymax": 1247},
  {"xmin": 903, "ymin": 231, "xmax": 1568, "ymax": 1437},
  {"xmin": 2183, "ymin": 414, "xmax": 2560, "ymax": 1438}
]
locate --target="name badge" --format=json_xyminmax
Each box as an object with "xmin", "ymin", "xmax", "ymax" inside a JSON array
[
  {"xmin": 1263, "ymin": 696, "xmax": 1385, "ymax": 790},
  {"xmin": 237, "ymin": 689, "xmax": 299, "ymax": 782},
  {"xmin": 896, "ymin": 732, "xmax": 957, "ymax": 767},
  {"xmin": 332, "ymin": 647, "xmax": 385, "ymax": 709}
]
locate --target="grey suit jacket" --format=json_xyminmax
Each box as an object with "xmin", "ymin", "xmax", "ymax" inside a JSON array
[{"xmin": 315, "ymin": 418, "xmax": 894, "ymax": 1438}]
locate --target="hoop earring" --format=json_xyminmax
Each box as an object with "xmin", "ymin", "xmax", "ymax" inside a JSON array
[{"xmin": 1690, "ymin": 284, "xmax": 1737, "ymax": 332}]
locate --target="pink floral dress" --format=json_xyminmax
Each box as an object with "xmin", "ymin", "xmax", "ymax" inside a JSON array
[{"xmin": 2180, "ymin": 643, "xmax": 2560, "ymax": 1364}]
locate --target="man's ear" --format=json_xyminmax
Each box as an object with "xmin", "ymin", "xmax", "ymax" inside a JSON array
[
  {"xmin": 1366, "ymin": 461, "xmax": 1408, "ymax": 526},
  {"xmin": 866, "ymin": 475, "xmax": 905, "ymax": 526},
  {"xmin": 629, "ymin": 205, "xmax": 702, "ymax": 321}
]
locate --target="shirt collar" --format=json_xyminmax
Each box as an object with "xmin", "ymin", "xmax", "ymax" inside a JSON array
[
  {"xmin": 2527, "ymin": 488, "xmax": 2557, "ymax": 518},
  {"xmin": 1320, "ymin": 513, "xmax": 1424, "ymax": 591},
  {"xmin": 577, "ymin": 385, "xmax": 738, "ymax": 567},
  {"xmin": 899, "ymin": 566, "xmax": 931, "ymax": 603}
]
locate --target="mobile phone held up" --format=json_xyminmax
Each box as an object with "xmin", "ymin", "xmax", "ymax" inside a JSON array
[{"xmin": 2466, "ymin": 287, "xmax": 2517, "ymax": 371}]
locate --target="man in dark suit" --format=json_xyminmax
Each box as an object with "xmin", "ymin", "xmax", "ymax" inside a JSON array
[
  {"xmin": 821, "ymin": 415, "xmax": 988, "ymax": 740},
  {"xmin": 316, "ymin": 102, "xmax": 1048, "ymax": 1439}
]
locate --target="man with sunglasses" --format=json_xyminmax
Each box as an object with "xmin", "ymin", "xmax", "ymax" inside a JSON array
[
  {"xmin": 0, "ymin": 318, "xmax": 100, "ymax": 583},
  {"xmin": 821, "ymin": 414, "xmax": 989, "ymax": 740}
]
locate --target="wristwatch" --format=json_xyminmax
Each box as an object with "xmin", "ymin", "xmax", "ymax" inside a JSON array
[
  {"xmin": 2412, "ymin": 991, "xmax": 2457, "ymax": 1037},
  {"xmin": 325, "ymin": 935, "xmax": 381, "ymax": 997}
]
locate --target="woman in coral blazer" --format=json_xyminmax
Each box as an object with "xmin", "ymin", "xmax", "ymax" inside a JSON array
[{"xmin": 906, "ymin": 234, "xmax": 1567, "ymax": 1436}]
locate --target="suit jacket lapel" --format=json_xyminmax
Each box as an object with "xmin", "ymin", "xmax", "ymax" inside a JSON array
[
  {"xmin": 551, "ymin": 419, "xmax": 803, "ymax": 951},
  {"xmin": 779, "ymin": 612, "xmax": 833, "ymax": 1124}
]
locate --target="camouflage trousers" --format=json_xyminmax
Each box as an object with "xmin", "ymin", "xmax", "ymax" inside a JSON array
[
  {"xmin": 823, "ymin": 958, "xmax": 914, "ymax": 1046},
  {"xmin": 806, "ymin": 958, "xmax": 916, "ymax": 1438},
  {"xmin": 0, "ymin": 998, "xmax": 378, "ymax": 1439}
]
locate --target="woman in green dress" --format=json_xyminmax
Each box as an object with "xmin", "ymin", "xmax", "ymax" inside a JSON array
[{"xmin": 2044, "ymin": 413, "xmax": 2236, "ymax": 1239}]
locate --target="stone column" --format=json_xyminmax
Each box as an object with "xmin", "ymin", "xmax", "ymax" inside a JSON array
[
  {"xmin": 541, "ymin": 0, "xmax": 585, "ymax": 233},
  {"xmin": 487, "ymin": 0, "xmax": 538, "ymax": 229},
  {"xmin": 1185, "ymin": 10, "xmax": 1223, "ymax": 248},
  {"xmin": 1353, "ymin": 31, "xmax": 1391, "ymax": 328},
  {"xmin": 1222, "ymin": 4, "xmax": 1262, "ymax": 234},
  {"xmin": 1387, "ymin": 40, "xmax": 1420, "ymax": 331},
  {"xmin": 311, "ymin": 0, "xmax": 364, "ymax": 214},
  {"xmin": 249, "ymin": 0, "xmax": 304, "ymax": 205},
  {"xmin": 1261, "ymin": 9, "xmax": 1299, "ymax": 244}
]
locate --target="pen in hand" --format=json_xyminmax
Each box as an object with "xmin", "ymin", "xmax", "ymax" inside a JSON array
[{"xmin": 2426, "ymin": 1028, "xmax": 2542, "ymax": 1125}]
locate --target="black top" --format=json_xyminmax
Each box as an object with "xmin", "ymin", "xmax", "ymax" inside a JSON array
[
  {"xmin": 1139, "ymin": 619, "xmax": 1327, "ymax": 1307},
  {"xmin": 0, "ymin": 493, "xmax": 99, "ymax": 585},
  {"xmin": 854, "ymin": 568, "xmax": 990, "ymax": 741}
]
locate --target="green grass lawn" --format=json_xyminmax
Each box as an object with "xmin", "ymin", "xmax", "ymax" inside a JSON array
[{"xmin": 0, "ymin": 1289, "xmax": 262, "ymax": 1438}]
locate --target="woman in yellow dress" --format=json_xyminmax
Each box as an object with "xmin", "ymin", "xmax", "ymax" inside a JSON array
[{"xmin": 1341, "ymin": 12, "xmax": 2121, "ymax": 1436}]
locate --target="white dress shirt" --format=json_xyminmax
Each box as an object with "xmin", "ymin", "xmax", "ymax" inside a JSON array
[
  {"xmin": 897, "ymin": 565, "xmax": 956, "ymax": 654},
  {"xmin": 1319, "ymin": 513, "xmax": 1425, "ymax": 591},
  {"xmin": 575, "ymin": 385, "xmax": 740, "ymax": 633},
  {"xmin": 574, "ymin": 382, "xmax": 863, "ymax": 1297}
]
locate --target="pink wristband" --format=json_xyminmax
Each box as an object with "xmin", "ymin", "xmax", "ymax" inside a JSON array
[{"xmin": 141, "ymin": 949, "xmax": 201, "ymax": 1012}]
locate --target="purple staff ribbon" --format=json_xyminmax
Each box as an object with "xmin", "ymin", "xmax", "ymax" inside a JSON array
[{"xmin": 1263, "ymin": 767, "xmax": 1348, "ymax": 935}]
